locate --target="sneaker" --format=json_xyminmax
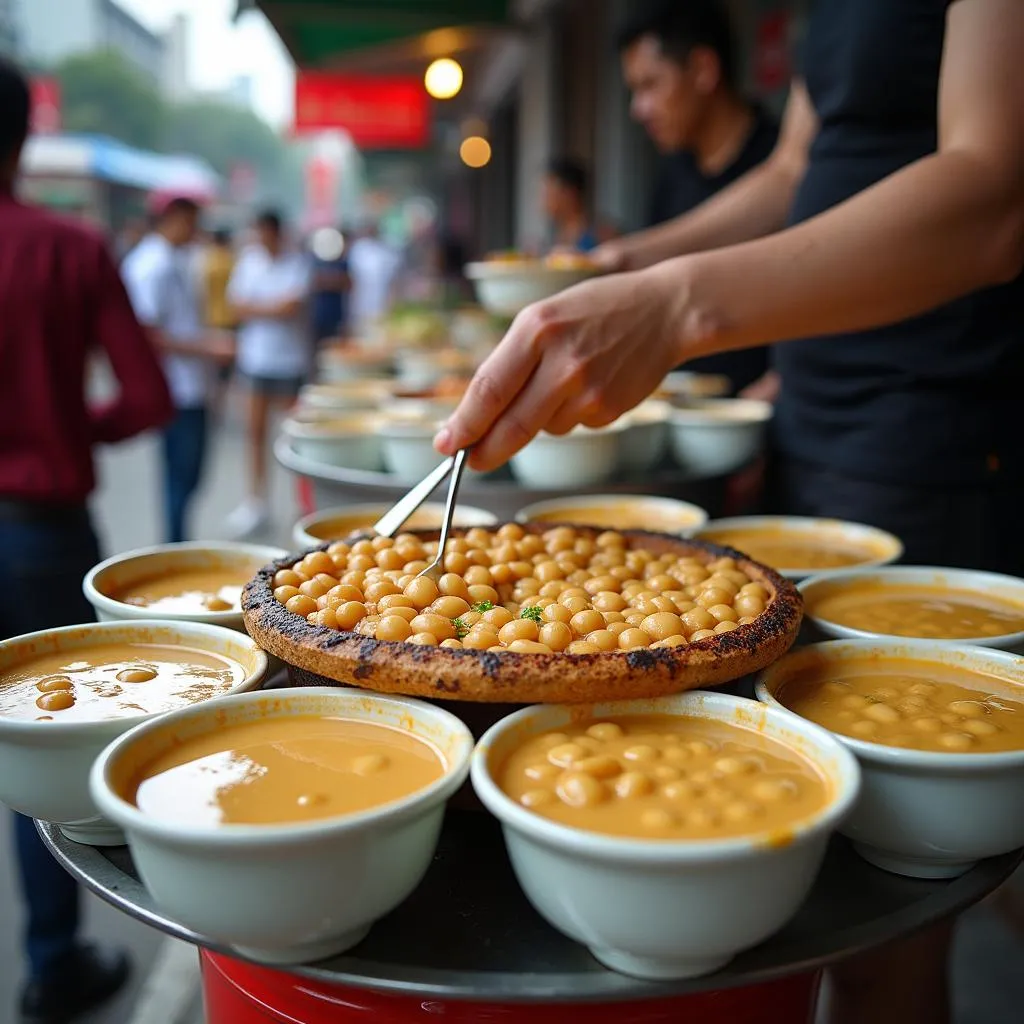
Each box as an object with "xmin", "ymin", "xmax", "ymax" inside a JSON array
[
  {"xmin": 20, "ymin": 943, "xmax": 131, "ymax": 1023},
  {"xmin": 225, "ymin": 496, "xmax": 270, "ymax": 540}
]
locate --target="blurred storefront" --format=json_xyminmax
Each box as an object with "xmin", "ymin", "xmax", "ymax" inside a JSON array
[{"xmin": 249, "ymin": 0, "xmax": 807, "ymax": 256}]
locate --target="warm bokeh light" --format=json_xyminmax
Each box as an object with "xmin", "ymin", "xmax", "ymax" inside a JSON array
[
  {"xmin": 425, "ymin": 58, "xmax": 464, "ymax": 100},
  {"xmin": 459, "ymin": 135, "xmax": 492, "ymax": 169}
]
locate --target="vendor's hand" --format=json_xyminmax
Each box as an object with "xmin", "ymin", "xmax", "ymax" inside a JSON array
[
  {"xmin": 590, "ymin": 240, "xmax": 630, "ymax": 274},
  {"xmin": 739, "ymin": 370, "xmax": 781, "ymax": 404},
  {"xmin": 434, "ymin": 261, "xmax": 717, "ymax": 471}
]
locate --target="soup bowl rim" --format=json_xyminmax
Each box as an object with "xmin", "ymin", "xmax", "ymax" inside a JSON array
[
  {"xmin": 755, "ymin": 638, "xmax": 1024, "ymax": 769},
  {"xmin": 797, "ymin": 566, "xmax": 1024, "ymax": 650},
  {"xmin": 470, "ymin": 690, "xmax": 860, "ymax": 864},
  {"xmin": 90, "ymin": 686, "xmax": 475, "ymax": 846},
  {"xmin": 0, "ymin": 618, "xmax": 268, "ymax": 737},
  {"xmin": 696, "ymin": 515, "xmax": 905, "ymax": 579},
  {"xmin": 84, "ymin": 541, "xmax": 288, "ymax": 624}
]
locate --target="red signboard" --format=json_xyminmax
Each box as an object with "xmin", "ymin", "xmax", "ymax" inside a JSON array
[
  {"xmin": 754, "ymin": 12, "xmax": 792, "ymax": 93},
  {"xmin": 30, "ymin": 78, "xmax": 62, "ymax": 135},
  {"xmin": 294, "ymin": 73, "xmax": 430, "ymax": 150}
]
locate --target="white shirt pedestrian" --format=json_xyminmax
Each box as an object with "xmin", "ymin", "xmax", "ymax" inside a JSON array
[
  {"xmin": 228, "ymin": 244, "xmax": 312, "ymax": 382},
  {"xmin": 122, "ymin": 233, "xmax": 208, "ymax": 408},
  {"xmin": 347, "ymin": 235, "xmax": 402, "ymax": 331}
]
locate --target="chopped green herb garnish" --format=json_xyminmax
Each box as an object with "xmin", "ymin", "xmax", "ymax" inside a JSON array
[
  {"xmin": 472, "ymin": 600, "xmax": 495, "ymax": 613},
  {"xmin": 520, "ymin": 606, "xmax": 543, "ymax": 623},
  {"xmin": 452, "ymin": 617, "xmax": 469, "ymax": 639}
]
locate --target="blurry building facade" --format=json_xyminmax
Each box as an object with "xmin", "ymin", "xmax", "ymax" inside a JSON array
[
  {"xmin": 162, "ymin": 12, "xmax": 190, "ymax": 101},
  {"xmin": 0, "ymin": 0, "xmax": 18, "ymax": 57},
  {"xmin": 17, "ymin": 0, "xmax": 165, "ymax": 83}
]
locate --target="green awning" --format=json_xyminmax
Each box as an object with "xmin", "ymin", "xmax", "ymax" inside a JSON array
[{"xmin": 243, "ymin": 0, "xmax": 513, "ymax": 66}]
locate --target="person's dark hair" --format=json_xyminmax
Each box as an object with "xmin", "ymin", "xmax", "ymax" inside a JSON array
[
  {"xmin": 0, "ymin": 58, "xmax": 31, "ymax": 162},
  {"xmin": 255, "ymin": 209, "xmax": 283, "ymax": 234},
  {"xmin": 617, "ymin": 0, "xmax": 737, "ymax": 88},
  {"xmin": 547, "ymin": 157, "xmax": 589, "ymax": 198},
  {"xmin": 159, "ymin": 196, "xmax": 200, "ymax": 221},
  {"xmin": 212, "ymin": 228, "xmax": 232, "ymax": 246}
]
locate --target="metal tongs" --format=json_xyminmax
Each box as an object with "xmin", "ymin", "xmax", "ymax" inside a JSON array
[{"xmin": 365, "ymin": 449, "xmax": 470, "ymax": 581}]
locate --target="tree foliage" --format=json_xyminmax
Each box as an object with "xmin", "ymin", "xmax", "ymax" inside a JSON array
[
  {"xmin": 55, "ymin": 49, "xmax": 164, "ymax": 150},
  {"xmin": 163, "ymin": 100, "xmax": 285, "ymax": 179},
  {"xmin": 52, "ymin": 50, "xmax": 294, "ymax": 204}
]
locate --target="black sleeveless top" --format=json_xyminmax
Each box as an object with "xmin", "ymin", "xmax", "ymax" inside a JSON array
[{"xmin": 772, "ymin": 0, "xmax": 1024, "ymax": 485}]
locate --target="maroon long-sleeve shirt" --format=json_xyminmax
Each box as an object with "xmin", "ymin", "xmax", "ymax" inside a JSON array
[{"xmin": 0, "ymin": 190, "xmax": 173, "ymax": 502}]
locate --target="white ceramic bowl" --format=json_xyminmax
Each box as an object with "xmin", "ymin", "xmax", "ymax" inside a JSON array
[
  {"xmin": 281, "ymin": 414, "xmax": 384, "ymax": 471},
  {"xmin": 393, "ymin": 348, "xmax": 474, "ymax": 391},
  {"xmin": 90, "ymin": 688, "xmax": 474, "ymax": 964},
  {"xmin": 657, "ymin": 371, "xmax": 732, "ymax": 401},
  {"xmin": 465, "ymin": 262, "xmax": 598, "ymax": 317},
  {"xmin": 377, "ymin": 420, "xmax": 448, "ymax": 482},
  {"xmin": 0, "ymin": 621, "xmax": 267, "ymax": 846},
  {"xmin": 509, "ymin": 425, "xmax": 625, "ymax": 490},
  {"xmin": 799, "ymin": 567, "xmax": 1024, "ymax": 652},
  {"xmin": 668, "ymin": 399, "xmax": 772, "ymax": 477},
  {"xmin": 618, "ymin": 400, "xmax": 672, "ymax": 472},
  {"xmin": 379, "ymin": 394, "xmax": 461, "ymax": 424},
  {"xmin": 515, "ymin": 494, "xmax": 708, "ymax": 537},
  {"xmin": 297, "ymin": 380, "xmax": 392, "ymax": 414},
  {"xmin": 292, "ymin": 503, "xmax": 499, "ymax": 550},
  {"xmin": 756, "ymin": 639, "xmax": 1024, "ymax": 878},
  {"xmin": 697, "ymin": 516, "xmax": 905, "ymax": 581},
  {"xmin": 471, "ymin": 692, "xmax": 860, "ymax": 980},
  {"xmin": 316, "ymin": 348, "xmax": 394, "ymax": 383},
  {"xmin": 84, "ymin": 542, "xmax": 285, "ymax": 632},
  {"xmin": 377, "ymin": 420, "xmax": 493, "ymax": 482}
]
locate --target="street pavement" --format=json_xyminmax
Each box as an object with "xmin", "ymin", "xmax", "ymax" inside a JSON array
[{"xmin": 0, "ymin": 402, "xmax": 1023, "ymax": 1023}]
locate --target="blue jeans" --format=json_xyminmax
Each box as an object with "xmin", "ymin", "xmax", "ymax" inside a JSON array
[
  {"xmin": 0, "ymin": 506, "xmax": 100, "ymax": 980},
  {"xmin": 162, "ymin": 407, "xmax": 208, "ymax": 544}
]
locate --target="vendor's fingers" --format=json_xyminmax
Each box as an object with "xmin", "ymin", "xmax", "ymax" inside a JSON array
[
  {"xmin": 434, "ymin": 308, "xmax": 547, "ymax": 456},
  {"xmin": 470, "ymin": 368, "xmax": 579, "ymax": 469},
  {"xmin": 540, "ymin": 398, "xmax": 583, "ymax": 437}
]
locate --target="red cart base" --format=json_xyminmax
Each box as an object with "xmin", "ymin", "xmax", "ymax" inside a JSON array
[{"xmin": 201, "ymin": 951, "xmax": 821, "ymax": 1024}]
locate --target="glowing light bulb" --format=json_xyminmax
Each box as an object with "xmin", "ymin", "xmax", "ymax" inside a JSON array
[
  {"xmin": 459, "ymin": 136, "xmax": 492, "ymax": 169},
  {"xmin": 425, "ymin": 58, "xmax": 464, "ymax": 100}
]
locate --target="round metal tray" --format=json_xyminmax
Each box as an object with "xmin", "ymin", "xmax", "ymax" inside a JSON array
[
  {"xmin": 39, "ymin": 815, "xmax": 1020, "ymax": 1004},
  {"xmin": 274, "ymin": 436, "xmax": 733, "ymax": 521}
]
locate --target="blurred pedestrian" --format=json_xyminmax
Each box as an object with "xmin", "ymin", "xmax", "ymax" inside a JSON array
[
  {"xmin": 122, "ymin": 199, "xmax": 235, "ymax": 543},
  {"xmin": 113, "ymin": 215, "xmax": 147, "ymax": 265},
  {"xmin": 203, "ymin": 228, "xmax": 239, "ymax": 417},
  {"xmin": 0, "ymin": 58, "xmax": 173, "ymax": 1024},
  {"xmin": 308, "ymin": 225, "xmax": 350, "ymax": 345},
  {"xmin": 347, "ymin": 221, "xmax": 402, "ymax": 334},
  {"xmin": 542, "ymin": 158, "xmax": 605, "ymax": 253},
  {"xmin": 225, "ymin": 210, "xmax": 311, "ymax": 539}
]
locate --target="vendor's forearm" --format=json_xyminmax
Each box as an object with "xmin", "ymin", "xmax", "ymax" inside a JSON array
[
  {"xmin": 628, "ymin": 158, "xmax": 801, "ymax": 269},
  {"xmin": 673, "ymin": 150, "xmax": 1024, "ymax": 359}
]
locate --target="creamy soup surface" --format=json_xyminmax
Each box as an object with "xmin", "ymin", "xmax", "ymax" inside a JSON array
[
  {"xmin": 127, "ymin": 716, "xmax": 445, "ymax": 826},
  {"xmin": 701, "ymin": 529, "xmax": 877, "ymax": 571},
  {"xmin": 498, "ymin": 715, "xmax": 830, "ymax": 840},
  {"xmin": 113, "ymin": 567, "xmax": 258, "ymax": 614},
  {"xmin": 530, "ymin": 506, "xmax": 699, "ymax": 532},
  {"xmin": 776, "ymin": 656, "xmax": 1024, "ymax": 752},
  {"xmin": 807, "ymin": 583, "xmax": 1024, "ymax": 640},
  {"xmin": 0, "ymin": 643, "xmax": 245, "ymax": 723}
]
